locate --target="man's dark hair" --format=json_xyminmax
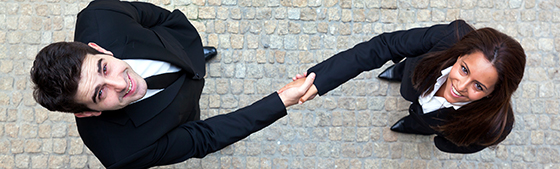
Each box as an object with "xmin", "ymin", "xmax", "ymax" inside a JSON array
[{"xmin": 31, "ymin": 42, "xmax": 102, "ymax": 113}]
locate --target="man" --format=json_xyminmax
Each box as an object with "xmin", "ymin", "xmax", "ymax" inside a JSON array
[{"xmin": 30, "ymin": 0, "xmax": 315, "ymax": 168}]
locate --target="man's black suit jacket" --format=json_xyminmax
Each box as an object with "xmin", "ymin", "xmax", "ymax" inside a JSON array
[
  {"xmin": 73, "ymin": 0, "xmax": 287, "ymax": 168},
  {"xmin": 307, "ymin": 20, "xmax": 513, "ymax": 154}
]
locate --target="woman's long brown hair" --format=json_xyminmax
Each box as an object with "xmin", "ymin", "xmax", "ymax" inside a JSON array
[{"xmin": 412, "ymin": 27, "xmax": 526, "ymax": 146}]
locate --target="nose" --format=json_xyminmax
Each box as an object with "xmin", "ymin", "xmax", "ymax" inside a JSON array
[
  {"xmin": 456, "ymin": 80, "xmax": 468, "ymax": 92},
  {"xmin": 105, "ymin": 75, "xmax": 127, "ymax": 91}
]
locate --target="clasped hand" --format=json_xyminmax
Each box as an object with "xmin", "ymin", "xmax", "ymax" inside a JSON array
[{"xmin": 277, "ymin": 72, "xmax": 318, "ymax": 107}]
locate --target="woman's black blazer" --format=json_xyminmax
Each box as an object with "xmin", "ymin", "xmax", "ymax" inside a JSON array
[{"xmin": 307, "ymin": 20, "xmax": 513, "ymax": 154}]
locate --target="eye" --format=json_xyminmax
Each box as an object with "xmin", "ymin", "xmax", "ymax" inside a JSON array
[
  {"xmin": 461, "ymin": 65, "xmax": 468, "ymax": 74},
  {"xmin": 103, "ymin": 64, "xmax": 107, "ymax": 75},
  {"xmin": 474, "ymin": 83, "xmax": 483, "ymax": 91},
  {"xmin": 98, "ymin": 87, "xmax": 104, "ymax": 100}
]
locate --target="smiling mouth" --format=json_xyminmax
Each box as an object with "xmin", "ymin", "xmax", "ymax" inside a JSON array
[
  {"xmin": 451, "ymin": 85, "xmax": 463, "ymax": 97},
  {"xmin": 125, "ymin": 74, "xmax": 132, "ymax": 96}
]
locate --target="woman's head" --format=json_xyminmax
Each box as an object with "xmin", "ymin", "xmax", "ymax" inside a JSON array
[
  {"xmin": 413, "ymin": 26, "xmax": 526, "ymax": 146},
  {"xmin": 437, "ymin": 28, "xmax": 526, "ymax": 104},
  {"xmin": 439, "ymin": 51, "xmax": 499, "ymax": 103}
]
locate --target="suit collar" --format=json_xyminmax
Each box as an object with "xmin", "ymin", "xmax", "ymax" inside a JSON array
[
  {"xmin": 120, "ymin": 37, "xmax": 195, "ymax": 74},
  {"xmin": 408, "ymin": 101, "xmax": 453, "ymax": 134},
  {"xmin": 101, "ymin": 74, "xmax": 186, "ymax": 126}
]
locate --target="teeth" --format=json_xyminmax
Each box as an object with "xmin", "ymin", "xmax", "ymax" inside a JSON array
[
  {"xmin": 452, "ymin": 86, "xmax": 462, "ymax": 96},
  {"xmin": 125, "ymin": 76, "xmax": 132, "ymax": 94}
]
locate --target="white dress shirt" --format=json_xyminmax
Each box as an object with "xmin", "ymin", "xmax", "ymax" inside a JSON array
[
  {"xmin": 124, "ymin": 59, "xmax": 181, "ymax": 103},
  {"xmin": 418, "ymin": 66, "xmax": 470, "ymax": 114}
]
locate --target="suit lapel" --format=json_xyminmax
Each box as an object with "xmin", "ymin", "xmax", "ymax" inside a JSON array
[
  {"xmin": 408, "ymin": 101, "xmax": 453, "ymax": 134},
  {"xmin": 149, "ymin": 26, "xmax": 196, "ymax": 75},
  {"xmin": 101, "ymin": 74, "xmax": 186, "ymax": 126},
  {"xmin": 400, "ymin": 56, "xmax": 424, "ymax": 101},
  {"xmin": 119, "ymin": 36, "xmax": 196, "ymax": 76}
]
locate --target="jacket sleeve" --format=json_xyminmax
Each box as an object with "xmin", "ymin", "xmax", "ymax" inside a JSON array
[
  {"xmin": 74, "ymin": 0, "xmax": 171, "ymax": 44},
  {"xmin": 107, "ymin": 93, "xmax": 288, "ymax": 169},
  {"xmin": 307, "ymin": 20, "xmax": 472, "ymax": 96},
  {"xmin": 74, "ymin": 0, "xmax": 205, "ymax": 78}
]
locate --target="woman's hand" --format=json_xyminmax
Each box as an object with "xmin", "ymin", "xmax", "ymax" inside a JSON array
[
  {"xmin": 277, "ymin": 73, "xmax": 316, "ymax": 107},
  {"xmin": 278, "ymin": 72, "xmax": 318, "ymax": 105}
]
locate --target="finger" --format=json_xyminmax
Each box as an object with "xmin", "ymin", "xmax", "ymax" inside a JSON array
[
  {"xmin": 279, "ymin": 78, "xmax": 304, "ymax": 93},
  {"xmin": 298, "ymin": 73, "xmax": 316, "ymax": 93},
  {"xmin": 298, "ymin": 89, "xmax": 313, "ymax": 104},
  {"xmin": 278, "ymin": 85, "xmax": 289, "ymax": 93},
  {"xmin": 299, "ymin": 91, "xmax": 314, "ymax": 104},
  {"xmin": 300, "ymin": 86, "xmax": 318, "ymax": 102},
  {"xmin": 293, "ymin": 74, "xmax": 305, "ymax": 81},
  {"xmin": 300, "ymin": 90, "xmax": 314, "ymax": 102},
  {"xmin": 278, "ymin": 84, "xmax": 293, "ymax": 93},
  {"xmin": 277, "ymin": 87, "xmax": 285, "ymax": 94},
  {"xmin": 308, "ymin": 94, "xmax": 317, "ymax": 100}
]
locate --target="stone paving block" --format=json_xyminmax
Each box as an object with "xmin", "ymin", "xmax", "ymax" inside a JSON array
[
  {"xmin": 317, "ymin": 142, "xmax": 336, "ymax": 157},
  {"xmin": 0, "ymin": 155, "xmax": 15, "ymax": 168},
  {"xmin": 0, "ymin": 139, "xmax": 8, "ymax": 154},
  {"xmin": 299, "ymin": 8, "xmax": 315, "ymax": 21},
  {"xmin": 2, "ymin": 0, "xmax": 559, "ymax": 168},
  {"xmin": 52, "ymin": 138, "xmax": 66, "ymax": 154},
  {"xmin": 68, "ymin": 155, "xmax": 87, "ymax": 168},
  {"xmin": 24, "ymin": 139, "xmax": 41, "ymax": 153},
  {"xmin": 31, "ymin": 154, "xmax": 47, "ymax": 168},
  {"xmin": 272, "ymin": 158, "xmax": 288, "ymax": 169},
  {"xmin": 14, "ymin": 154, "xmax": 29, "ymax": 168},
  {"xmin": 341, "ymin": 127, "xmax": 356, "ymax": 142},
  {"xmin": 68, "ymin": 138, "xmax": 83, "ymax": 155},
  {"xmin": 327, "ymin": 8, "xmax": 340, "ymax": 21},
  {"xmin": 48, "ymin": 155, "xmax": 69, "ymax": 168}
]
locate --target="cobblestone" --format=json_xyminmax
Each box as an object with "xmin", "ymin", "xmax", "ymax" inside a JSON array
[{"xmin": 0, "ymin": 0, "xmax": 557, "ymax": 168}]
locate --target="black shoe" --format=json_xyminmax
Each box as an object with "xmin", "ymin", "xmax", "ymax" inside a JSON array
[
  {"xmin": 390, "ymin": 117, "xmax": 408, "ymax": 133},
  {"xmin": 378, "ymin": 64, "xmax": 401, "ymax": 82},
  {"xmin": 390, "ymin": 117, "xmax": 433, "ymax": 135},
  {"xmin": 203, "ymin": 46, "xmax": 217, "ymax": 61}
]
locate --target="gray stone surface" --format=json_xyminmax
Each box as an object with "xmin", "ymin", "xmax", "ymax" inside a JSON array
[{"xmin": 1, "ymin": 0, "xmax": 558, "ymax": 168}]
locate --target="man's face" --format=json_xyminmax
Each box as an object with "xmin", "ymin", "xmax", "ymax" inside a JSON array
[{"xmin": 75, "ymin": 53, "xmax": 147, "ymax": 111}]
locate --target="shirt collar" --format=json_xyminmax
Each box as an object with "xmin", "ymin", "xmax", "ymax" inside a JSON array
[{"xmin": 419, "ymin": 66, "xmax": 471, "ymax": 111}]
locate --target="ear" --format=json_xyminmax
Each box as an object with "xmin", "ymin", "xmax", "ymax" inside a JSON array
[
  {"xmin": 74, "ymin": 111, "xmax": 102, "ymax": 118},
  {"xmin": 88, "ymin": 42, "xmax": 113, "ymax": 56}
]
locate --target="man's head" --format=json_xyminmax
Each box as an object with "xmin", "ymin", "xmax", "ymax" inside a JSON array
[{"xmin": 31, "ymin": 42, "xmax": 147, "ymax": 117}]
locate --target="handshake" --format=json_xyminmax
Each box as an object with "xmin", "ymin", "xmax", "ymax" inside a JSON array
[{"xmin": 276, "ymin": 72, "xmax": 319, "ymax": 107}]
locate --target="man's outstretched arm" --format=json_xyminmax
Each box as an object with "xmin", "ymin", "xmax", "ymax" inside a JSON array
[{"xmin": 107, "ymin": 74, "xmax": 316, "ymax": 168}]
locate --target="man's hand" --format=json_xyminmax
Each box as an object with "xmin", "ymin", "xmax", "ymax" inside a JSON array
[
  {"xmin": 278, "ymin": 72, "xmax": 318, "ymax": 104},
  {"xmin": 277, "ymin": 73, "xmax": 316, "ymax": 107}
]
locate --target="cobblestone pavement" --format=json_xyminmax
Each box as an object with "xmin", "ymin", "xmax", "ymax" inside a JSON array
[{"xmin": 1, "ymin": 0, "xmax": 559, "ymax": 168}]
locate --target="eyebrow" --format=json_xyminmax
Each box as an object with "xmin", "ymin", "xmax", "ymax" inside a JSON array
[
  {"xmin": 462, "ymin": 60, "xmax": 489, "ymax": 91},
  {"xmin": 91, "ymin": 58, "xmax": 104, "ymax": 103}
]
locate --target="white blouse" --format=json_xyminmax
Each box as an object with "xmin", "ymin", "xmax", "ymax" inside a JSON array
[{"xmin": 418, "ymin": 66, "xmax": 471, "ymax": 114}]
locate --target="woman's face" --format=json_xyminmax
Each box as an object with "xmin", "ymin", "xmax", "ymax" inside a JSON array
[{"xmin": 437, "ymin": 51, "xmax": 499, "ymax": 103}]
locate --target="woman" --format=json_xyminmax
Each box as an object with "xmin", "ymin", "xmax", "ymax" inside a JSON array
[{"xmin": 282, "ymin": 20, "xmax": 526, "ymax": 153}]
